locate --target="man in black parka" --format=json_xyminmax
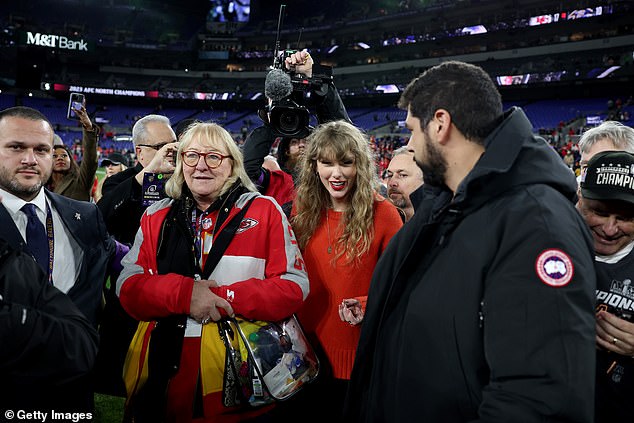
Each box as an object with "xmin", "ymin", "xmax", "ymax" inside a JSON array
[{"xmin": 344, "ymin": 61, "xmax": 597, "ymax": 422}]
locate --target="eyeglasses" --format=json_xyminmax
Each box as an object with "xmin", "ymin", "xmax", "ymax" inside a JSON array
[
  {"xmin": 137, "ymin": 140, "xmax": 176, "ymax": 151},
  {"xmin": 181, "ymin": 150, "xmax": 232, "ymax": 169}
]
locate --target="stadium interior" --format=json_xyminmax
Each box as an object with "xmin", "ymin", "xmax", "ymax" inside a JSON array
[{"xmin": 0, "ymin": 0, "xmax": 632, "ymax": 170}]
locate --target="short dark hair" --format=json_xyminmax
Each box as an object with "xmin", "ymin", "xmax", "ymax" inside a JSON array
[
  {"xmin": 0, "ymin": 106, "xmax": 53, "ymax": 129},
  {"xmin": 173, "ymin": 118, "xmax": 197, "ymax": 140},
  {"xmin": 277, "ymin": 137, "xmax": 293, "ymax": 170},
  {"xmin": 398, "ymin": 61, "xmax": 502, "ymax": 145}
]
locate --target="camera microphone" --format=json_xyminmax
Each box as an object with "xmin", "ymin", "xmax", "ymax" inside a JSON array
[
  {"xmin": 265, "ymin": 69, "xmax": 293, "ymax": 102},
  {"xmin": 264, "ymin": 66, "xmax": 311, "ymax": 138}
]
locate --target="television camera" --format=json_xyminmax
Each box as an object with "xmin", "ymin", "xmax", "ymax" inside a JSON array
[{"xmin": 262, "ymin": 5, "xmax": 333, "ymax": 139}]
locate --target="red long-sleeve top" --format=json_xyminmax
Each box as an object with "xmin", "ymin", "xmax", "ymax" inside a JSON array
[{"xmin": 298, "ymin": 199, "xmax": 402, "ymax": 379}]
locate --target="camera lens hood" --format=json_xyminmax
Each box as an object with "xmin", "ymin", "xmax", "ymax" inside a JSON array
[{"xmin": 269, "ymin": 99, "xmax": 310, "ymax": 138}]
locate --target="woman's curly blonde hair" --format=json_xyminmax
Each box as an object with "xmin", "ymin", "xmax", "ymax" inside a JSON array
[{"xmin": 292, "ymin": 120, "xmax": 380, "ymax": 264}]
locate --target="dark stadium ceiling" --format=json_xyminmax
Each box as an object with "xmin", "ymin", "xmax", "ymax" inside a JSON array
[
  {"xmin": 2, "ymin": 0, "xmax": 589, "ymax": 45},
  {"xmin": 2, "ymin": 0, "xmax": 631, "ymax": 105},
  {"xmin": 1, "ymin": 1, "xmax": 500, "ymax": 32}
]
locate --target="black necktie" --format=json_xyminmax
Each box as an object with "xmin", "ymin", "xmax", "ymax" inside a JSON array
[{"xmin": 21, "ymin": 203, "xmax": 49, "ymax": 274}]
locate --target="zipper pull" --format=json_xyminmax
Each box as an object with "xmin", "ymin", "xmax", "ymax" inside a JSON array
[{"xmin": 478, "ymin": 300, "xmax": 485, "ymax": 329}]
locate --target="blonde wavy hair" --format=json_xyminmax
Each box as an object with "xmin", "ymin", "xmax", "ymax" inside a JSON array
[
  {"xmin": 165, "ymin": 122, "xmax": 256, "ymax": 200},
  {"xmin": 293, "ymin": 120, "xmax": 379, "ymax": 263}
]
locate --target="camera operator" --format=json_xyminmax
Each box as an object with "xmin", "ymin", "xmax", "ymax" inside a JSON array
[{"xmin": 243, "ymin": 49, "xmax": 351, "ymax": 214}]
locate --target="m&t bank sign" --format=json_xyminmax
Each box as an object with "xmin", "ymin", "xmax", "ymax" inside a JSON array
[{"xmin": 22, "ymin": 31, "xmax": 89, "ymax": 51}]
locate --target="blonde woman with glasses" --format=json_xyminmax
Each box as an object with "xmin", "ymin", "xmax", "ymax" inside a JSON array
[{"xmin": 117, "ymin": 121, "xmax": 308, "ymax": 422}]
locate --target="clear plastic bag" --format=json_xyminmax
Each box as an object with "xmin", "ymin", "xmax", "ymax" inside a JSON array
[{"xmin": 230, "ymin": 315, "xmax": 320, "ymax": 400}]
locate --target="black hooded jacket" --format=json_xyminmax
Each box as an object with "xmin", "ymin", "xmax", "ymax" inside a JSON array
[
  {"xmin": 344, "ymin": 108, "xmax": 597, "ymax": 422},
  {"xmin": 0, "ymin": 238, "xmax": 98, "ymax": 411}
]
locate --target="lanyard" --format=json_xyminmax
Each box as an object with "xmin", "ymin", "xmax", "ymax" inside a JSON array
[
  {"xmin": 191, "ymin": 208, "xmax": 214, "ymax": 271},
  {"xmin": 43, "ymin": 203, "xmax": 55, "ymax": 285}
]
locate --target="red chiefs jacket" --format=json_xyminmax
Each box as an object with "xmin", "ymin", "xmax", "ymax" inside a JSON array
[
  {"xmin": 116, "ymin": 189, "xmax": 309, "ymax": 421},
  {"xmin": 117, "ymin": 191, "xmax": 308, "ymax": 321}
]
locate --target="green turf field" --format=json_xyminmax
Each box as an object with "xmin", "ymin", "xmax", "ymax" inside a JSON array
[{"xmin": 94, "ymin": 394, "xmax": 125, "ymax": 422}]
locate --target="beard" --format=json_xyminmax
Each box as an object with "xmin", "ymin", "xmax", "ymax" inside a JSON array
[
  {"xmin": 0, "ymin": 165, "xmax": 49, "ymax": 201},
  {"xmin": 285, "ymin": 151, "xmax": 303, "ymax": 172},
  {"xmin": 415, "ymin": 129, "xmax": 447, "ymax": 188},
  {"xmin": 388, "ymin": 191, "xmax": 407, "ymax": 209}
]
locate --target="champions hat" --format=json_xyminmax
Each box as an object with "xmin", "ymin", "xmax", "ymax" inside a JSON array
[{"xmin": 580, "ymin": 150, "xmax": 634, "ymax": 204}]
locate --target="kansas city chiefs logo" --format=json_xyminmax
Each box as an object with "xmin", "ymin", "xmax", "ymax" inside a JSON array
[{"xmin": 236, "ymin": 218, "xmax": 259, "ymax": 234}]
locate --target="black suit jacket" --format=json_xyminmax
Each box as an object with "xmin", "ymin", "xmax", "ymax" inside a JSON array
[
  {"xmin": 98, "ymin": 163, "xmax": 145, "ymax": 246},
  {"xmin": 0, "ymin": 190, "xmax": 117, "ymax": 326}
]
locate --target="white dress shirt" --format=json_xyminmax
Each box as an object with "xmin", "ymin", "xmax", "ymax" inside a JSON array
[{"xmin": 0, "ymin": 187, "xmax": 81, "ymax": 293}]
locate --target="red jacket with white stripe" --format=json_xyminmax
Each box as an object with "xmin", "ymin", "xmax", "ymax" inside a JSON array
[
  {"xmin": 116, "ymin": 190, "xmax": 309, "ymax": 420},
  {"xmin": 117, "ymin": 191, "xmax": 308, "ymax": 323}
]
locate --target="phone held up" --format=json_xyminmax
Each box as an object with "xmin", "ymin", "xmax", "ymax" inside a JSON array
[{"xmin": 67, "ymin": 93, "xmax": 85, "ymax": 120}]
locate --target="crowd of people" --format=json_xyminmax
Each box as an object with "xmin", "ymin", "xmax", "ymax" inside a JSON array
[{"xmin": 1, "ymin": 54, "xmax": 634, "ymax": 423}]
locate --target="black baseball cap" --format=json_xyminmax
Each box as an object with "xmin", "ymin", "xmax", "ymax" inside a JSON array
[
  {"xmin": 580, "ymin": 150, "xmax": 634, "ymax": 204},
  {"xmin": 101, "ymin": 152, "xmax": 128, "ymax": 167}
]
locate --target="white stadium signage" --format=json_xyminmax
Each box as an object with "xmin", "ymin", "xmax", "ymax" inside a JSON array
[{"xmin": 26, "ymin": 32, "xmax": 88, "ymax": 51}]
